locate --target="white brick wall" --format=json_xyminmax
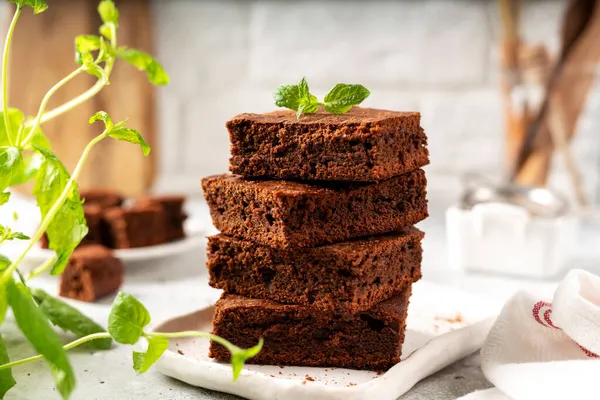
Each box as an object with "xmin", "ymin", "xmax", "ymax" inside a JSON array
[{"xmin": 152, "ymin": 0, "xmax": 600, "ymax": 203}]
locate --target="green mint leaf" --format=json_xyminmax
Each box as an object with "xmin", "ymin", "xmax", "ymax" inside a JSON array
[
  {"xmin": 10, "ymin": 152, "xmax": 44, "ymax": 187},
  {"xmin": 0, "ymin": 147, "xmax": 25, "ymax": 200},
  {"xmin": 0, "ymin": 193, "xmax": 8, "ymax": 206},
  {"xmin": 74, "ymin": 35, "xmax": 101, "ymax": 65},
  {"xmin": 108, "ymin": 127, "xmax": 151, "ymax": 156},
  {"xmin": 108, "ymin": 292, "xmax": 151, "ymax": 345},
  {"xmin": 0, "ymin": 109, "xmax": 24, "ymax": 147},
  {"xmin": 0, "ymin": 334, "xmax": 16, "ymax": 399},
  {"xmin": 115, "ymin": 48, "xmax": 169, "ymax": 86},
  {"xmin": 0, "ymin": 225, "xmax": 29, "ymax": 242},
  {"xmin": 7, "ymin": 279, "xmax": 76, "ymax": 399},
  {"xmin": 12, "ymin": 212, "xmax": 17, "ymax": 221},
  {"xmin": 33, "ymin": 147, "xmax": 88, "ymax": 275},
  {"xmin": 82, "ymin": 56, "xmax": 108, "ymax": 83},
  {"xmin": 132, "ymin": 336, "xmax": 168, "ymax": 374},
  {"xmin": 274, "ymin": 77, "xmax": 319, "ymax": 119},
  {"xmin": 30, "ymin": 288, "xmax": 112, "ymax": 350},
  {"xmin": 99, "ymin": 24, "xmax": 113, "ymax": 41},
  {"xmin": 323, "ymin": 83, "xmax": 370, "ymax": 114},
  {"xmin": 230, "ymin": 338, "xmax": 263, "ymax": 381},
  {"xmin": 98, "ymin": 0, "xmax": 118, "ymax": 25},
  {"xmin": 8, "ymin": 0, "xmax": 48, "ymax": 14},
  {"xmin": 89, "ymin": 111, "xmax": 114, "ymax": 129}
]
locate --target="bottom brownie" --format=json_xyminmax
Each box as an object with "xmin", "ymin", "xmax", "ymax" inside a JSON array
[{"xmin": 210, "ymin": 288, "xmax": 410, "ymax": 370}]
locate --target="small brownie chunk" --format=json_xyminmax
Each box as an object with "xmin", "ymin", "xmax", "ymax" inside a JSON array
[
  {"xmin": 40, "ymin": 204, "xmax": 104, "ymax": 249},
  {"xmin": 136, "ymin": 195, "xmax": 187, "ymax": 242},
  {"xmin": 59, "ymin": 245, "xmax": 124, "ymax": 302},
  {"xmin": 227, "ymin": 107, "xmax": 429, "ymax": 182},
  {"xmin": 210, "ymin": 288, "xmax": 411, "ymax": 370},
  {"xmin": 102, "ymin": 204, "xmax": 165, "ymax": 249},
  {"xmin": 208, "ymin": 228, "xmax": 423, "ymax": 313},
  {"xmin": 202, "ymin": 169, "xmax": 427, "ymax": 248},
  {"xmin": 80, "ymin": 188, "xmax": 124, "ymax": 209}
]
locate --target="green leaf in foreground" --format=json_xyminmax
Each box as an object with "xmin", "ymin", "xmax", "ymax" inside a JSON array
[
  {"xmin": 132, "ymin": 336, "xmax": 168, "ymax": 374},
  {"xmin": 108, "ymin": 292, "xmax": 151, "ymax": 345},
  {"xmin": 74, "ymin": 35, "xmax": 102, "ymax": 65},
  {"xmin": 230, "ymin": 338, "xmax": 264, "ymax": 381},
  {"xmin": 0, "ymin": 225, "xmax": 29, "ymax": 244},
  {"xmin": 33, "ymin": 147, "xmax": 88, "ymax": 275},
  {"xmin": 0, "ymin": 334, "xmax": 16, "ymax": 399},
  {"xmin": 8, "ymin": 0, "xmax": 48, "ymax": 14},
  {"xmin": 89, "ymin": 111, "xmax": 113, "ymax": 130},
  {"xmin": 115, "ymin": 48, "xmax": 169, "ymax": 85},
  {"xmin": 98, "ymin": 0, "xmax": 118, "ymax": 25},
  {"xmin": 0, "ymin": 147, "xmax": 25, "ymax": 196},
  {"xmin": 7, "ymin": 279, "xmax": 75, "ymax": 399},
  {"xmin": 0, "ymin": 109, "xmax": 24, "ymax": 147},
  {"xmin": 108, "ymin": 127, "xmax": 151, "ymax": 156},
  {"xmin": 323, "ymin": 83, "xmax": 370, "ymax": 114},
  {"xmin": 31, "ymin": 288, "xmax": 112, "ymax": 350}
]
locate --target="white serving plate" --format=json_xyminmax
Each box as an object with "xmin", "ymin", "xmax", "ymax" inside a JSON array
[
  {"xmin": 154, "ymin": 281, "xmax": 498, "ymax": 400},
  {"xmin": 22, "ymin": 233, "xmax": 206, "ymax": 264}
]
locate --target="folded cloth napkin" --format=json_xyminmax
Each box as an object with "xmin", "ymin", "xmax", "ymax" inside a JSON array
[{"xmin": 459, "ymin": 269, "xmax": 600, "ymax": 400}]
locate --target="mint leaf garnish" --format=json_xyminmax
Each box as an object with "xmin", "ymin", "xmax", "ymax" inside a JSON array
[
  {"xmin": 31, "ymin": 288, "xmax": 112, "ymax": 350},
  {"xmin": 0, "ymin": 109, "xmax": 24, "ymax": 147},
  {"xmin": 8, "ymin": 0, "xmax": 48, "ymax": 14},
  {"xmin": 0, "ymin": 225, "xmax": 29, "ymax": 243},
  {"xmin": 8, "ymin": 279, "xmax": 76, "ymax": 399},
  {"xmin": 323, "ymin": 83, "xmax": 370, "ymax": 114},
  {"xmin": 132, "ymin": 336, "xmax": 169, "ymax": 374},
  {"xmin": 274, "ymin": 77, "xmax": 369, "ymax": 118},
  {"xmin": 74, "ymin": 35, "xmax": 102, "ymax": 65},
  {"xmin": 90, "ymin": 112, "xmax": 150, "ymax": 156},
  {"xmin": 274, "ymin": 77, "xmax": 319, "ymax": 119},
  {"xmin": 108, "ymin": 292, "xmax": 151, "ymax": 345},
  {"xmin": 98, "ymin": 0, "xmax": 118, "ymax": 25},
  {"xmin": 33, "ymin": 147, "xmax": 88, "ymax": 275},
  {"xmin": 0, "ymin": 334, "xmax": 16, "ymax": 398},
  {"xmin": 115, "ymin": 48, "xmax": 169, "ymax": 86}
]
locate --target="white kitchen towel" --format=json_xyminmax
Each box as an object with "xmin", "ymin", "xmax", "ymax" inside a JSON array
[{"xmin": 459, "ymin": 269, "xmax": 600, "ymax": 400}]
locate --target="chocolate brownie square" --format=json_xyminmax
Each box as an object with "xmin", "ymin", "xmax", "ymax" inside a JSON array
[
  {"xmin": 209, "ymin": 287, "xmax": 411, "ymax": 370},
  {"xmin": 202, "ymin": 169, "xmax": 427, "ymax": 248},
  {"xmin": 40, "ymin": 204, "xmax": 104, "ymax": 249},
  {"xmin": 102, "ymin": 204, "xmax": 166, "ymax": 249},
  {"xmin": 227, "ymin": 107, "xmax": 429, "ymax": 182},
  {"xmin": 208, "ymin": 228, "xmax": 423, "ymax": 313},
  {"xmin": 80, "ymin": 188, "xmax": 124, "ymax": 209},
  {"xmin": 59, "ymin": 245, "xmax": 124, "ymax": 302},
  {"xmin": 136, "ymin": 195, "xmax": 187, "ymax": 242}
]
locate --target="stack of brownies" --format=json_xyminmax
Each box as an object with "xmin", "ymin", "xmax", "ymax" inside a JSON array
[{"xmin": 202, "ymin": 107, "xmax": 429, "ymax": 370}]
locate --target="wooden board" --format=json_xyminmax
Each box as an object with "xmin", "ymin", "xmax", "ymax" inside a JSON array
[{"xmin": 9, "ymin": 0, "xmax": 157, "ymax": 196}]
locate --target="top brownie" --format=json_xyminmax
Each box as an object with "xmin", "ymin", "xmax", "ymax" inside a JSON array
[{"xmin": 227, "ymin": 107, "xmax": 429, "ymax": 182}]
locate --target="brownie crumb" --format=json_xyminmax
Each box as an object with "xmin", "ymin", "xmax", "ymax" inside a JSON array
[
  {"xmin": 305, "ymin": 375, "xmax": 315, "ymax": 382},
  {"xmin": 177, "ymin": 350, "xmax": 184, "ymax": 356}
]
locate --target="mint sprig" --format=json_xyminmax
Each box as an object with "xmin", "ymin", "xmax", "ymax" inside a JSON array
[
  {"xmin": 274, "ymin": 77, "xmax": 370, "ymax": 119},
  {"xmin": 0, "ymin": 335, "xmax": 15, "ymax": 399}
]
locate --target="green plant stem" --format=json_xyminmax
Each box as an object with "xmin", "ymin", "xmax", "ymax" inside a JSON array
[
  {"xmin": 146, "ymin": 331, "xmax": 241, "ymax": 354},
  {"xmin": 0, "ymin": 130, "xmax": 109, "ymax": 284},
  {"xmin": 23, "ymin": 25, "xmax": 118, "ymax": 130},
  {"xmin": 0, "ymin": 332, "xmax": 112, "ymax": 371},
  {"xmin": 2, "ymin": 5, "xmax": 22, "ymax": 146},
  {"xmin": 21, "ymin": 66, "xmax": 85, "ymax": 147},
  {"xmin": 25, "ymin": 255, "xmax": 57, "ymax": 281}
]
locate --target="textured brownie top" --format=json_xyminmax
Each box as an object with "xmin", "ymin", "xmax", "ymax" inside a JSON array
[{"xmin": 229, "ymin": 107, "xmax": 420, "ymax": 126}]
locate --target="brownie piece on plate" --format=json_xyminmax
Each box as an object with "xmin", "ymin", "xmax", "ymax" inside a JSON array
[
  {"xmin": 227, "ymin": 107, "xmax": 429, "ymax": 182},
  {"xmin": 202, "ymin": 169, "xmax": 427, "ymax": 248},
  {"xmin": 59, "ymin": 245, "xmax": 124, "ymax": 302},
  {"xmin": 208, "ymin": 228, "xmax": 423, "ymax": 313},
  {"xmin": 40, "ymin": 204, "xmax": 104, "ymax": 249},
  {"xmin": 210, "ymin": 287, "xmax": 411, "ymax": 370},
  {"xmin": 80, "ymin": 188, "xmax": 124, "ymax": 209},
  {"xmin": 102, "ymin": 204, "xmax": 165, "ymax": 249},
  {"xmin": 136, "ymin": 195, "xmax": 187, "ymax": 242}
]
